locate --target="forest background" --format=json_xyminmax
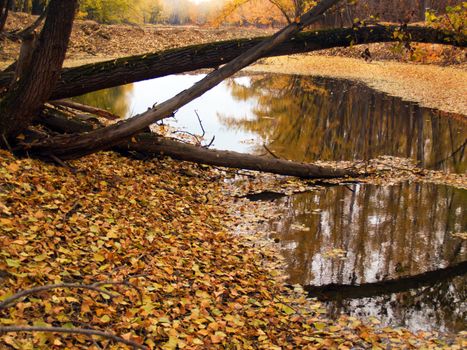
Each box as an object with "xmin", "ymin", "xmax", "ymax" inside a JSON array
[{"xmin": 8, "ymin": 0, "xmax": 463, "ymax": 27}]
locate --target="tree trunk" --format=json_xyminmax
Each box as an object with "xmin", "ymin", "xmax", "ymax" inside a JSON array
[
  {"xmin": 0, "ymin": 26, "xmax": 459, "ymax": 100},
  {"xmin": 31, "ymin": 0, "xmax": 45, "ymax": 15},
  {"xmin": 38, "ymin": 110, "xmax": 359, "ymax": 179},
  {"xmin": 0, "ymin": 0, "xmax": 12, "ymax": 33},
  {"xmin": 122, "ymin": 134, "xmax": 359, "ymax": 179},
  {"xmin": 0, "ymin": 0, "xmax": 78, "ymax": 143},
  {"xmin": 24, "ymin": 0, "xmax": 342, "ymax": 158}
]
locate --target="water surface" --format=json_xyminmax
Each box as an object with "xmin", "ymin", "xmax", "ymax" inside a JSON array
[
  {"xmin": 75, "ymin": 73, "xmax": 466, "ymax": 173},
  {"xmin": 265, "ymin": 183, "xmax": 466, "ymax": 333}
]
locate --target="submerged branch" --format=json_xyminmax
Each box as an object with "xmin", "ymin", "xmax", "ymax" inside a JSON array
[{"xmin": 304, "ymin": 261, "xmax": 467, "ymax": 300}]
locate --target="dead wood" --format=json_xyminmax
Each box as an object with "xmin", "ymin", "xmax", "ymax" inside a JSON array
[
  {"xmin": 38, "ymin": 107, "xmax": 360, "ymax": 179},
  {"xmin": 0, "ymin": 326, "xmax": 148, "ymax": 349},
  {"xmin": 14, "ymin": 1, "xmax": 360, "ymax": 158},
  {"xmin": 51, "ymin": 100, "xmax": 120, "ymax": 120},
  {"xmin": 122, "ymin": 133, "xmax": 360, "ymax": 179}
]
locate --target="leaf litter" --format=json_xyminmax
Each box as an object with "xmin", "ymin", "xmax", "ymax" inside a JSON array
[{"xmin": 0, "ymin": 150, "xmax": 466, "ymax": 349}]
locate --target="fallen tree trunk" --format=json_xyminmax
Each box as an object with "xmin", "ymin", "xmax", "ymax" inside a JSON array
[
  {"xmin": 304, "ymin": 260, "xmax": 467, "ymax": 300},
  {"xmin": 37, "ymin": 109, "xmax": 360, "ymax": 179},
  {"xmin": 22, "ymin": 0, "xmax": 343, "ymax": 158},
  {"xmin": 0, "ymin": 26, "xmax": 463, "ymax": 100},
  {"xmin": 122, "ymin": 134, "xmax": 359, "ymax": 179},
  {"xmin": 50, "ymin": 100, "xmax": 119, "ymax": 120}
]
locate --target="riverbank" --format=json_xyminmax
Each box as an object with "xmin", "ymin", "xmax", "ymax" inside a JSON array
[
  {"xmin": 244, "ymin": 55, "xmax": 467, "ymax": 116},
  {"xmin": 1, "ymin": 13, "xmax": 466, "ymax": 116},
  {"xmin": 1, "ymin": 150, "xmax": 465, "ymax": 349}
]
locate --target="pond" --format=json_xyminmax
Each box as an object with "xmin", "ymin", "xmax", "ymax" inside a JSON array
[
  {"xmin": 74, "ymin": 73, "xmax": 466, "ymax": 173},
  {"xmin": 77, "ymin": 73, "xmax": 467, "ymax": 333},
  {"xmin": 260, "ymin": 182, "xmax": 466, "ymax": 333}
]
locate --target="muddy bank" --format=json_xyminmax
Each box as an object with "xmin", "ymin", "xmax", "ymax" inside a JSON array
[{"xmin": 244, "ymin": 55, "xmax": 467, "ymax": 116}]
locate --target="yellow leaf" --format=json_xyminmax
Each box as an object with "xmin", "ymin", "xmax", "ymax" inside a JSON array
[{"xmin": 94, "ymin": 253, "xmax": 106, "ymax": 262}]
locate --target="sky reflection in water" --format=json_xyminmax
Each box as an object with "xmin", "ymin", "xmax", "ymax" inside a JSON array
[{"xmin": 74, "ymin": 73, "xmax": 466, "ymax": 172}]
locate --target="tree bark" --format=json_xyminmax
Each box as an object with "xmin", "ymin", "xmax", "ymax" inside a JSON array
[
  {"xmin": 37, "ymin": 109, "xmax": 359, "ymax": 179},
  {"xmin": 24, "ymin": 0, "xmax": 342, "ymax": 158},
  {"xmin": 0, "ymin": 0, "xmax": 12, "ymax": 33},
  {"xmin": 122, "ymin": 134, "xmax": 359, "ymax": 179},
  {"xmin": 0, "ymin": 0, "xmax": 78, "ymax": 143},
  {"xmin": 0, "ymin": 25, "xmax": 460, "ymax": 100},
  {"xmin": 50, "ymin": 100, "xmax": 120, "ymax": 120}
]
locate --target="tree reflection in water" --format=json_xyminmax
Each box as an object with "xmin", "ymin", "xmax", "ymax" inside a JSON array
[
  {"xmin": 265, "ymin": 183, "xmax": 466, "ymax": 333},
  {"xmin": 220, "ymin": 74, "xmax": 466, "ymax": 173}
]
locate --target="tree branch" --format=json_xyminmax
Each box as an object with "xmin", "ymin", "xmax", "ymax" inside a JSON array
[
  {"xmin": 0, "ymin": 281, "xmax": 141, "ymax": 310},
  {"xmin": 0, "ymin": 326, "xmax": 148, "ymax": 350}
]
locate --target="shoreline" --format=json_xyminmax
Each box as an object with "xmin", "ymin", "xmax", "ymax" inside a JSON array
[
  {"xmin": 244, "ymin": 54, "xmax": 467, "ymax": 116},
  {"xmin": 60, "ymin": 53, "xmax": 467, "ymax": 117}
]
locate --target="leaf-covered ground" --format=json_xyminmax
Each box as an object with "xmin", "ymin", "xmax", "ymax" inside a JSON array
[{"xmin": 0, "ymin": 150, "xmax": 465, "ymax": 349}]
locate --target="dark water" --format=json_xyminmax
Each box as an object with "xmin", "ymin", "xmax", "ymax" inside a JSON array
[
  {"xmin": 75, "ymin": 73, "xmax": 467, "ymax": 173},
  {"xmin": 265, "ymin": 183, "xmax": 466, "ymax": 333}
]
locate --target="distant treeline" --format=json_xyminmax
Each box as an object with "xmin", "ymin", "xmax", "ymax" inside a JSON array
[{"xmin": 6, "ymin": 0, "xmax": 464, "ymax": 26}]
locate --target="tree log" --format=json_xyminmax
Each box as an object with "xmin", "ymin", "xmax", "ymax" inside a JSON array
[
  {"xmin": 50, "ymin": 100, "xmax": 119, "ymax": 120},
  {"xmin": 304, "ymin": 260, "xmax": 467, "ymax": 300},
  {"xmin": 37, "ymin": 109, "xmax": 360, "ymax": 179},
  {"xmin": 0, "ymin": 26, "xmax": 463, "ymax": 100},
  {"xmin": 122, "ymin": 134, "xmax": 359, "ymax": 179}
]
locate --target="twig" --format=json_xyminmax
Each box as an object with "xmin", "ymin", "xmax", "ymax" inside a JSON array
[
  {"xmin": 1, "ymin": 133, "xmax": 12, "ymax": 152},
  {"xmin": 343, "ymin": 184, "xmax": 355, "ymax": 193},
  {"xmin": 0, "ymin": 282, "xmax": 130, "ymax": 310},
  {"xmin": 49, "ymin": 154, "xmax": 75, "ymax": 172},
  {"xmin": 204, "ymin": 135, "xmax": 215, "ymax": 148},
  {"xmin": 263, "ymin": 144, "xmax": 280, "ymax": 159},
  {"xmin": 172, "ymin": 130, "xmax": 201, "ymax": 145},
  {"xmin": 0, "ymin": 326, "xmax": 148, "ymax": 350},
  {"xmin": 194, "ymin": 110, "xmax": 206, "ymax": 137},
  {"xmin": 62, "ymin": 201, "xmax": 81, "ymax": 221}
]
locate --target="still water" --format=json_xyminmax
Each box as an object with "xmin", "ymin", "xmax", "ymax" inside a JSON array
[
  {"xmin": 261, "ymin": 182, "xmax": 466, "ymax": 333},
  {"xmin": 77, "ymin": 73, "xmax": 467, "ymax": 333},
  {"xmin": 74, "ymin": 73, "xmax": 466, "ymax": 173}
]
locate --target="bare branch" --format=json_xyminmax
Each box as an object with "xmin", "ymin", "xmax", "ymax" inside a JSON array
[
  {"xmin": 205, "ymin": 136, "xmax": 216, "ymax": 149},
  {"xmin": 263, "ymin": 144, "xmax": 281, "ymax": 159},
  {"xmin": 0, "ymin": 326, "xmax": 148, "ymax": 350},
  {"xmin": 15, "ymin": 4, "xmax": 49, "ymax": 38},
  {"xmin": 0, "ymin": 281, "xmax": 140, "ymax": 310},
  {"xmin": 194, "ymin": 110, "xmax": 206, "ymax": 138},
  {"xmin": 51, "ymin": 100, "xmax": 120, "ymax": 121}
]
